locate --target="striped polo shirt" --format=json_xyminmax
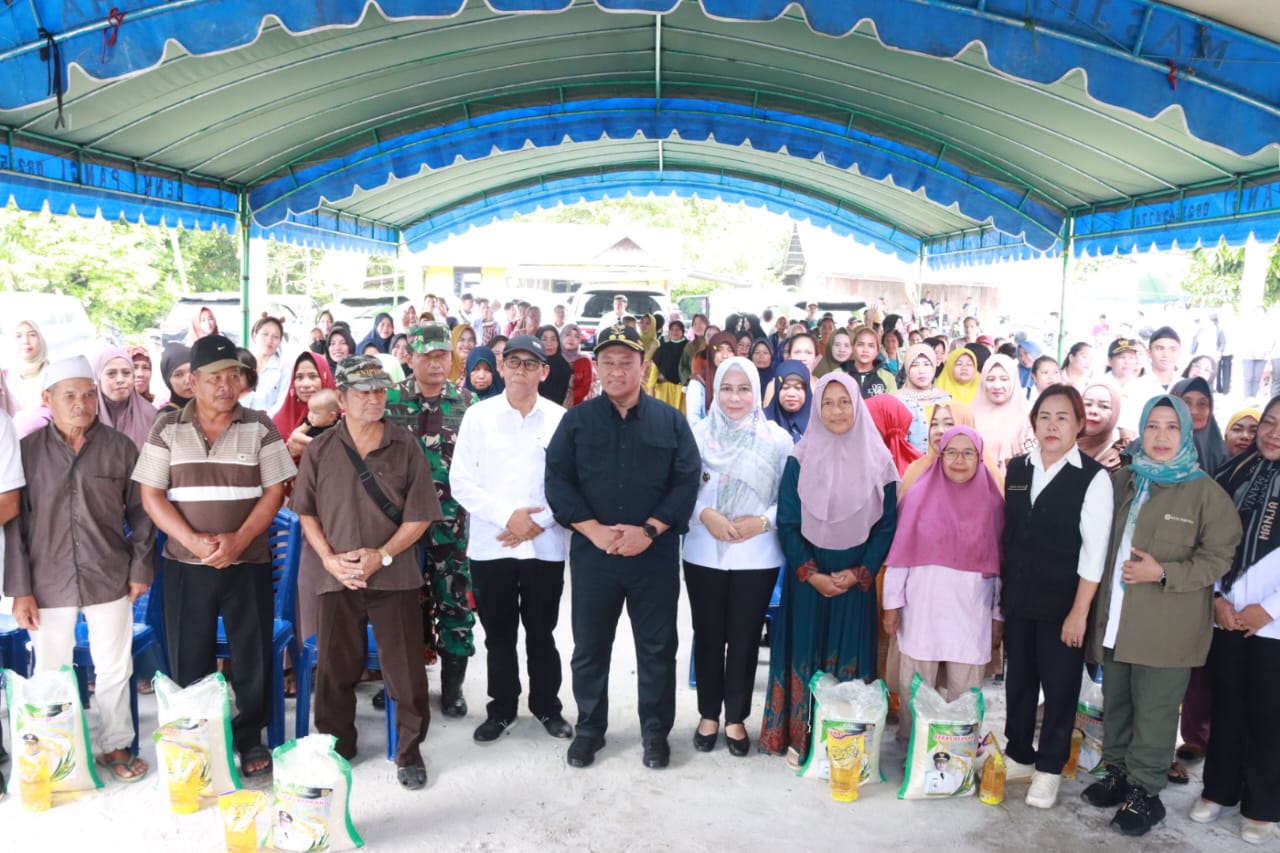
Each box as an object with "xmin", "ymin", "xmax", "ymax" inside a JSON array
[{"xmin": 133, "ymin": 402, "xmax": 296, "ymax": 564}]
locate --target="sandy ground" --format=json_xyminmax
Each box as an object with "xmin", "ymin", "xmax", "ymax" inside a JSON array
[{"xmin": 1, "ymin": 581, "xmax": 1258, "ymax": 853}]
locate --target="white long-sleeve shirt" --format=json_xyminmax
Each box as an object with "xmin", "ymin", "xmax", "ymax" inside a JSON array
[
  {"xmin": 1027, "ymin": 445, "xmax": 1114, "ymax": 584},
  {"xmin": 1217, "ymin": 549, "xmax": 1280, "ymax": 642},
  {"xmin": 450, "ymin": 392, "xmax": 567, "ymax": 562},
  {"xmin": 683, "ymin": 429, "xmax": 791, "ymax": 571}
]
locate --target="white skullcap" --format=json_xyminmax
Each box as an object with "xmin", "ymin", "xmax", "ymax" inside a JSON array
[{"xmin": 42, "ymin": 355, "xmax": 95, "ymax": 390}]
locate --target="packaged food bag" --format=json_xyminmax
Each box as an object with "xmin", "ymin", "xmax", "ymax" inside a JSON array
[
  {"xmin": 1076, "ymin": 670, "xmax": 1105, "ymax": 777},
  {"xmin": 898, "ymin": 673, "xmax": 984, "ymax": 800},
  {"xmin": 271, "ymin": 734, "xmax": 363, "ymax": 852},
  {"xmin": 799, "ymin": 671, "xmax": 888, "ymax": 786},
  {"xmin": 154, "ymin": 671, "xmax": 239, "ymax": 796},
  {"xmin": 4, "ymin": 665, "xmax": 102, "ymax": 794}
]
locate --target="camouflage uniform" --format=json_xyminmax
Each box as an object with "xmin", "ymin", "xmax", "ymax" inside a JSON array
[{"xmin": 384, "ymin": 375, "xmax": 476, "ymax": 661}]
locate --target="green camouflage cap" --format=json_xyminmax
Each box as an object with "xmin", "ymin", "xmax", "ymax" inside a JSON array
[
  {"xmin": 407, "ymin": 323, "xmax": 453, "ymax": 354},
  {"xmin": 335, "ymin": 355, "xmax": 395, "ymax": 391}
]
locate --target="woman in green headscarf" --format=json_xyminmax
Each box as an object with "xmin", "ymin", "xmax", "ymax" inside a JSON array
[{"xmin": 1082, "ymin": 394, "xmax": 1242, "ymax": 838}]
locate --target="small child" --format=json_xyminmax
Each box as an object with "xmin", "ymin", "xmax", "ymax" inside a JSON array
[{"xmin": 304, "ymin": 388, "xmax": 341, "ymax": 437}]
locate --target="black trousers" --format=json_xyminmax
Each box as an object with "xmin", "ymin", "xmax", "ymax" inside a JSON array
[
  {"xmin": 163, "ymin": 559, "xmax": 273, "ymax": 754},
  {"xmin": 570, "ymin": 557, "xmax": 679, "ymax": 740},
  {"xmin": 1216, "ymin": 354, "xmax": 1233, "ymax": 395},
  {"xmin": 470, "ymin": 557, "xmax": 565, "ymax": 722},
  {"xmin": 1003, "ymin": 614, "xmax": 1085, "ymax": 773},
  {"xmin": 315, "ymin": 587, "xmax": 428, "ymax": 767},
  {"xmin": 683, "ymin": 562, "xmax": 776, "ymax": 724},
  {"xmin": 1203, "ymin": 629, "xmax": 1280, "ymax": 821}
]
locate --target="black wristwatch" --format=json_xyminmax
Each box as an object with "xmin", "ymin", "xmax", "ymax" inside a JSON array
[
  {"xmin": 1159, "ymin": 570, "xmax": 1168, "ymax": 588},
  {"xmin": 642, "ymin": 523, "xmax": 659, "ymax": 540}
]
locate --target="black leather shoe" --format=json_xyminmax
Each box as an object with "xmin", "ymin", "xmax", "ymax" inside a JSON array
[
  {"xmin": 725, "ymin": 731, "xmax": 751, "ymax": 757},
  {"xmin": 473, "ymin": 717, "xmax": 515, "ymax": 743},
  {"xmin": 371, "ymin": 688, "xmax": 386, "ymax": 710},
  {"xmin": 642, "ymin": 737, "xmax": 671, "ymax": 769},
  {"xmin": 396, "ymin": 761, "xmax": 428, "ymax": 790},
  {"xmin": 566, "ymin": 735, "xmax": 605, "ymax": 768},
  {"xmin": 693, "ymin": 729, "xmax": 718, "ymax": 753},
  {"xmin": 538, "ymin": 713, "xmax": 574, "ymax": 739}
]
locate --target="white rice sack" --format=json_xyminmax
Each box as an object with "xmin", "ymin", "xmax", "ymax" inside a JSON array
[
  {"xmin": 271, "ymin": 734, "xmax": 363, "ymax": 852},
  {"xmin": 799, "ymin": 671, "xmax": 888, "ymax": 786},
  {"xmin": 1076, "ymin": 670, "xmax": 1105, "ymax": 776},
  {"xmin": 4, "ymin": 665, "xmax": 102, "ymax": 793},
  {"xmin": 153, "ymin": 671, "xmax": 239, "ymax": 795},
  {"xmin": 898, "ymin": 672, "xmax": 984, "ymax": 800}
]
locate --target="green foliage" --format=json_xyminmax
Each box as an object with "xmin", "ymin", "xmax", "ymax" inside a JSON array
[
  {"xmin": 670, "ymin": 280, "xmax": 726, "ymax": 301},
  {"xmin": 1, "ymin": 206, "xmax": 178, "ymax": 339},
  {"xmin": 178, "ymin": 229, "xmax": 240, "ymax": 292},
  {"xmin": 1179, "ymin": 238, "xmax": 1280, "ymax": 308}
]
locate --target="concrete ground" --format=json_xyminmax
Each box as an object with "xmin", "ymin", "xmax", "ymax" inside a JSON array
[{"xmin": 1, "ymin": 580, "xmax": 1255, "ymax": 853}]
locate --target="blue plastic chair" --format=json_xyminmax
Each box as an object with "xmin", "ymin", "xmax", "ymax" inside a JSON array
[
  {"xmin": 0, "ymin": 613, "xmax": 32, "ymax": 675},
  {"xmin": 71, "ymin": 614, "xmax": 165, "ymax": 756},
  {"xmin": 294, "ymin": 625, "xmax": 398, "ymax": 760},
  {"xmin": 688, "ymin": 564, "xmax": 786, "ymax": 689},
  {"xmin": 212, "ymin": 508, "xmax": 302, "ymax": 748}
]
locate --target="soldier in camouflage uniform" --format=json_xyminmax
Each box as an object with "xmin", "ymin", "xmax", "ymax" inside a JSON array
[{"xmin": 383, "ymin": 323, "xmax": 476, "ymax": 717}]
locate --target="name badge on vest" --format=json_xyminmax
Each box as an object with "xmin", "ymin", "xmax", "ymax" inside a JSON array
[{"xmin": 1007, "ymin": 484, "xmax": 1028, "ymax": 491}]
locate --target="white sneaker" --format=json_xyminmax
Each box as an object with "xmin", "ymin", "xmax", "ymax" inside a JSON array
[
  {"xmin": 1189, "ymin": 797, "xmax": 1224, "ymax": 824},
  {"xmin": 1242, "ymin": 819, "xmax": 1276, "ymax": 845},
  {"xmin": 1025, "ymin": 771, "xmax": 1060, "ymax": 809},
  {"xmin": 1005, "ymin": 758, "xmax": 1036, "ymax": 781}
]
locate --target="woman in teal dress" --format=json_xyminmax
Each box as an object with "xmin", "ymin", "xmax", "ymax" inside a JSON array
[{"xmin": 759, "ymin": 372, "xmax": 900, "ymax": 764}]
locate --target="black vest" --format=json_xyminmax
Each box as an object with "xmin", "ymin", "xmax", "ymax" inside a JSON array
[{"xmin": 1000, "ymin": 452, "xmax": 1103, "ymax": 623}]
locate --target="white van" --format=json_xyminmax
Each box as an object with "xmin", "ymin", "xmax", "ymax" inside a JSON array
[{"xmin": 0, "ymin": 291, "xmax": 105, "ymax": 364}]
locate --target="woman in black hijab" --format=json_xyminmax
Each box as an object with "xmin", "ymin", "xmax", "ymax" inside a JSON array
[
  {"xmin": 535, "ymin": 325, "xmax": 574, "ymax": 406},
  {"xmin": 325, "ymin": 326, "xmax": 358, "ymax": 375},
  {"xmin": 159, "ymin": 342, "xmax": 193, "ymax": 413}
]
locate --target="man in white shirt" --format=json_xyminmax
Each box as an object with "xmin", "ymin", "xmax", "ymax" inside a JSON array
[
  {"xmin": 924, "ymin": 753, "xmax": 962, "ymax": 796},
  {"xmin": 450, "ymin": 334, "xmax": 572, "ymax": 744},
  {"xmin": 1146, "ymin": 327, "xmax": 1182, "ymax": 391}
]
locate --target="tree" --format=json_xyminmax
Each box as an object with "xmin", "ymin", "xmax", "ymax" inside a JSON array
[{"xmin": 1179, "ymin": 238, "xmax": 1280, "ymax": 308}]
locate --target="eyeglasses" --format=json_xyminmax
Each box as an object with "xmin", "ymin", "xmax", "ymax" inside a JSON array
[
  {"xmin": 504, "ymin": 357, "xmax": 543, "ymax": 373},
  {"xmin": 942, "ymin": 449, "xmax": 978, "ymax": 462}
]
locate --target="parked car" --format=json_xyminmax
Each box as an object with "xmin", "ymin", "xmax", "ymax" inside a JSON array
[
  {"xmin": 151, "ymin": 293, "xmax": 312, "ymax": 348},
  {"xmin": 569, "ymin": 285, "xmax": 672, "ymax": 347},
  {"xmin": 320, "ymin": 292, "xmax": 414, "ymax": 329},
  {"xmin": 0, "ymin": 292, "xmax": 109, "ymax": 365}
]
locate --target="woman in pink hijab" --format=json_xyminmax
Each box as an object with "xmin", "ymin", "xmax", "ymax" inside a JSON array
[
  {"xmin": 94, "ymin": 347, "xmax": 156, "ymax": 450},
  {"xmin": 759, "ymin": 373, "xmax": 900, "ymax": 766},
  {"xmin": 882, "ymin": 425, "xmax": 1005, "ymax": 739}
]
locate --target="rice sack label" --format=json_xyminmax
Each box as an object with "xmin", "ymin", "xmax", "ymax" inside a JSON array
[
  {"xmin": 272, "ymin": 783, "xmax": 334, "ymax": 852},
  {"xmin": 898, "ymin": 673, "xmax": 985, "ymax": 800},
  {"xmin": 154, "ymin": 672, "xmax": 240, "ymax": 795},
  {"xmin": 272, "ymin": 735, "xmax": 363, "ymax": 852},
  {"xmin": 154, "ymin": 718, "xmax": 214, "ymax": 796},
  {"xmin": 799, "ymin": 672, "xmax": 889, "ymax": 785},
  {"xmin": 4, "ymin": 665, "xmax": 102, "ymax": 794},
  {"xmin": 1076, "ymin": 671, "xmax": 1105, "ymax": 776}
]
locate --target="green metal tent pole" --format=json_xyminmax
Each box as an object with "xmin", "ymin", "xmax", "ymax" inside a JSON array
[
  {"xmin": 1057, "ymin": 216, "xmax": 1074, "ymax": 361},
  {"xmin": 239, "ymin": 192, "xmax": 251, "ymax": 344}
]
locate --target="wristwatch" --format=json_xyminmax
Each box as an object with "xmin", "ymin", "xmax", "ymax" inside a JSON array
[
  {"xmin": 379, "ymin": 547, "xmax": 393, "ymax": 567},
  {"xmin": 1159, "ymin": 569, "xmax": 1167, "ymax": 589},
  {"xmin": 642, "ymin": 523, "xmax": 659, "ymax": 540},
  {"xmin": 759, "ymin": 515, "xmax": 770, "ymax": 533}
]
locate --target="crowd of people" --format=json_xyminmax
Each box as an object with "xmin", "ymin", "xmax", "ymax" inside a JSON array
[{"xmin": 0, "ymin": 295, "xmax": 1278, "ymax": 844}]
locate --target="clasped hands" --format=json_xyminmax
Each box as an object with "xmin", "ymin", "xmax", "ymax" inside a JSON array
[
  {"xmin": 700, "ymin": 509, "xmax": 765, "ymax": 543},
  {"xmin": 498, "ymin": 506, "xmax": 546, "ymax": 548},
  {"xmin": 322, "ymin": 548, "xmax": 383, "ymax": 590},
  {"xmin": 803, "ymin": 560, "xmax": 873, "ymax": 598},
  {"xmin": 1215, "ymin": 598, "xmax": 1274, "ymax": 637},
  {"xmin": 185, "ymin": 531, "xmax": 248, "ymax": 570}
]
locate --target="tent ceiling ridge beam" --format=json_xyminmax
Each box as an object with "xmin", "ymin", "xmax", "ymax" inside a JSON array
[{"xmin": 244, "ymin": 97, "xmax": 1061, "ymax": 246}]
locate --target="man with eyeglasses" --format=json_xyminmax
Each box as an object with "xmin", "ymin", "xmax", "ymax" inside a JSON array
[
  {"xmin": 450, "ymin": 335, "xmax": 573, "ymax": 745},
  {"xmin": 545, "ymin": 324, "xmax": 701, "ymax": 771},
  {"xmin": 383, "ymin": 323, "xmax": 476, "ymax": 718}
]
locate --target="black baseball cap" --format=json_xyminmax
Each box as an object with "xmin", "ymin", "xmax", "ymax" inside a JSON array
[
  {"xmin": 1107, "ymin": 337, "xmax": 1138, "ymax": 359},
  {"xmin": 189, "ymin": 334, "xmax": 241, "ymax": 374},
  {"xmin": 594, "ymin": 324, "xmax": 644, "ymax": 353},
  {"xmin": 1149, "ymin": 325, "xmax": 1180, "ymax": 345},
  {"xmin": 504, "ymin": 334, "xmax": 548, "ymax": 364}
]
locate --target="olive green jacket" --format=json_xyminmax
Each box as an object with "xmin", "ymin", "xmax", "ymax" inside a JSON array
[{"xmin": 1086, "ymin": 468, "xmax": 1242, "ymax": 669}]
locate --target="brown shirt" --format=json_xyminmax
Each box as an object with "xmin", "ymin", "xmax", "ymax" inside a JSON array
[
  {"xmin": 132, "ymin": 402, "xmax": 296, "ymax": 564},
  {"xmin": 293, "ymin": 419, "xmax": 441, "ymax": 593},
  {"xmin": 4, "ymin": 421, "xmax": 155, "ymax": 607}
]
